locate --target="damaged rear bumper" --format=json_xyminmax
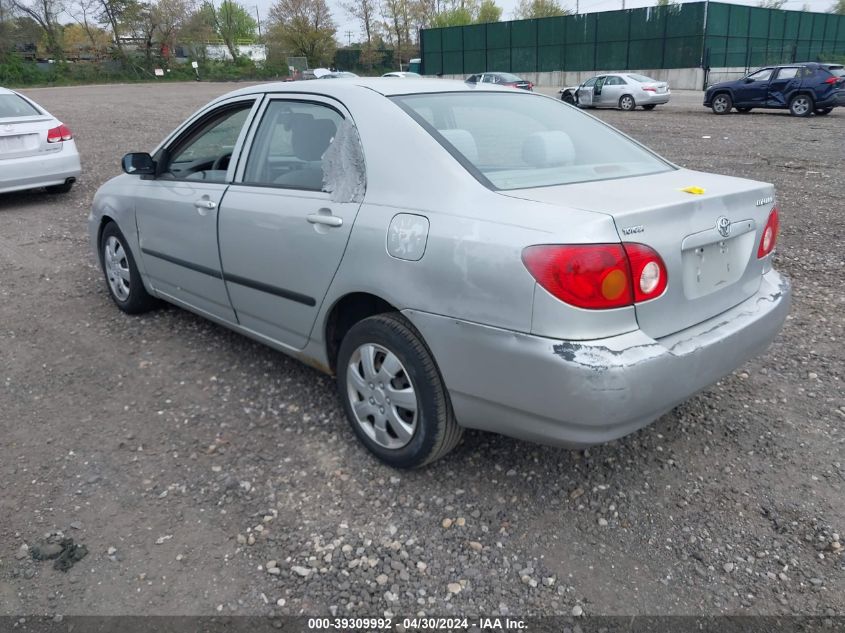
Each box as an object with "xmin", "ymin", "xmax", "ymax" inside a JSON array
[{"xmin": 404, "ymin": 269, "xmax": 790, "ymax": 448}]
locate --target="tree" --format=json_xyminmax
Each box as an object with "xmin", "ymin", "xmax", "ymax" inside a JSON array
[
  {"xmin": 203, "ymin": 0, "xmax": 258, "ymax": 60},
  {"xmin": 267, "ymin": 0, "xmax": 336, "ymax": 67},
  {"xmin": 154, "ymin": 0, "xmax": 195, "ymax": 54},
  {"xmin": 0, "ymin": 0, "xmax": 15, "ymax": 55},
  {"xmin": 757, "ymin": 0, "xmax": 786, "ymax": 8},
  {"xmin": 381, "ymin": 0, "xmax": 414, "ymax": 67},
  {"xmin": 513, "ymin": 0, "xmax": 568, "ymax": 18},
  {"xmin": 342, "ymin": 0, "xmax": 377, "ymax": 44},
  {"xmin": 95, "ymin": 0, "xmax": 142, "ymax": 62},
  {"xmin": 476, "ymin": 0, "xmax": 500, "ymax": 22},
  {"xmin": 10, "ymin": 0, "xmax": 65, "ymax": 59},
  {"xmin": 67, "ymin": 0, "xmax": 110, "ymax": 52},
  {"xmin": 833, "ymin": 0, "xmax": 845, "ymax": 13}
]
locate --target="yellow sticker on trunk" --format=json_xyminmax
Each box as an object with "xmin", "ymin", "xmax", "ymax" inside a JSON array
[{"xmin": 681, "ymin": 186, "xmax": 706, "ymax": 195}]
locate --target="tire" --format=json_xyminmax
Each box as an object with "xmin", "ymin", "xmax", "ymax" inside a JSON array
[
  {"xmin": 336, "ymin": 313, "xmax": 463, "ymax": 468},
  {"xmin": 561, "ymin": 93, "xmax": 575, "ymax": 105},
  {"xmin": 736, "ymin": 107, "xmax": 752, "ymax": 113},
  {"xmin": 99, "ymin": 221, "xmax": 158, "ymax": 314},
  {"xmin": 711, "ymin": 93, "xmax": 732, "ymax": 114},
  {"xmin": 814, "ymin": 107, "xmax": 833, "ymax": 116},
  {"xmin": 789, "ymin": 93, "xmax": 813, "ymax": 117},
  {"xmin": 642, "ymin": 104, "xmax": 656, "ymax": 110},
  {"xmin": 46, "ymin": 181, "xmax": 73, "ymax": 194},
  {"xmin": 619, "ymin": 94, "xmax": 636, "ymax": 111}
]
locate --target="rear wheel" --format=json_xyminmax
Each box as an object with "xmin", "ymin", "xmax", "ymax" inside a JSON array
[
  {"xmin": 789, "ymin": 94, "xmax": 813, "ymax": 117},
  {"xmin": 642, "ymin": 104, "xmax": 656, "ymax": 110},
  {"xmin": 814, "ymin": 107, "xmax": 833, "ymax": 116},
  {"xmin": 46, "ymin": 181, "xmax": 73, "ymax": 194},
  {"xmin": 711, "ymin": 93, "xmax": 732, "ymax": 114},
  {"xmin": 619, "ymin": 94, "xmax": 636, "ymax": 111},
  {"xmin": 336, "ymin": 313, "xmax": 462, "ymax": 468},
  {"xmin": 736, "ymin": 107, "xmax": 752, "ymax": 113}
]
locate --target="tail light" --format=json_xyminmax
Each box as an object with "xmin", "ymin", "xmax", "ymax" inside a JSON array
[
  {"xmin": 757, "ymin": 207, "xmax": 780, "ymax": 258},
  {"xmin": 642, "ymin": 86, "xmax": 657, "ymax": 92},
  {"xmin": 47, "ymin": 124, "xmax": 73, "ymax": 143},
  {"xmin": 824, "ymin": 76, "xmax": 838, "ymax": 84},
  {"xmin": 522, "ymin": 243, "xmax": 667, "ymax": 310}
]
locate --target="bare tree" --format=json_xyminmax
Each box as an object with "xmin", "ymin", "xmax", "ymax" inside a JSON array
[
  {"xmin": 381, "ymin": 0, "xmax": 413, "ymax": 68},
  {"xmin": 67, "ymin": 0, "xmax": 106, "ymax": 50},
  {"xmin": 154, "ymin": 0, "xmax": 195, "ymax": 54},
  {"xmin": 11, "ymin": 0, "xmax": 66, "ymax": 59},
  {"xmin": 342, "ymin": 0, "xmax": 376, "ymax": 44}
]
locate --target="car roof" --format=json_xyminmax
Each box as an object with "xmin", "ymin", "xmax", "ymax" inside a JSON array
[
  {"xmin": 218, "ymin": 78, "xmax": 518, "ymax": 101},
  {"xmin": 0, "ymin": 87, "xmax": 18, "ymax": 95}
]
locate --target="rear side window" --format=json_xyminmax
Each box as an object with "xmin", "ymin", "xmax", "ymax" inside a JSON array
[
  {"xmin": 799, "ymin": 67, "xmax": 815, "ymax": 78},
  {"xmin": 0, "ymin": 93, "xmax": 41, "ymax": 118}
]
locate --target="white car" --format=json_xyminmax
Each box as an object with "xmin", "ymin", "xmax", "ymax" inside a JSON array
[
  {"xmin": 382, "ymin": 71, "xmax": 421, "ymax": 78},
  {"xmin": 0, "ymin": 87, "xmax": 81, "ymax": 195}
]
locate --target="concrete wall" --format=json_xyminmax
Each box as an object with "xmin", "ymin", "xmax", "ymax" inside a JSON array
[{"xmin": 439, "ymin": 68, "xmax": 708, "ymax": 90}]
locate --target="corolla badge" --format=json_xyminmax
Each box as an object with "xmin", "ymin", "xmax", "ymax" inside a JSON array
[
  {"xmin": 756, "ymin": 196, "xmax": 774, "ymax": 207},
  {"xmin": 716, "ymin": 216, "xmax": 731, "ymax": 238}
]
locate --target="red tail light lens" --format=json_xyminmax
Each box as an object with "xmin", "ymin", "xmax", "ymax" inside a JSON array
[
  {"xmin": 522, "ymin": 243, "xmax": 667, "ymax": 309},
  {"xmin": 824, "ymin": 76, "xmax": 838, "ymax": 84},
  {"xmin": 624, "ymin": 243, "xmax": 668, "ymax": 302},
  {"xmin": 47, "ymin": 124, "xmax": 73, "ymax": 143},
  {"xmin": 522, "ymin": 244, "xmax": 632, "ymax": 309},
  {"xmin": 757, "ymin": 207, "xmax": 780, "ymax": 258},
  {"xmin": 642, "ymin": 86, "xmax": 657, "ymax": 92}
]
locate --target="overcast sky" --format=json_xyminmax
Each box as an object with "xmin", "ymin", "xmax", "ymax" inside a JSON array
[{"xmin": 248, "ymin": 0, "xmax": 838, "ymax": 55}]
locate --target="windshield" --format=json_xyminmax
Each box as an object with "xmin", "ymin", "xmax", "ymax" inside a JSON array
[
  {"xmin": 392, "ymin": 92, "xmax": 673, "ymax": 190},
  {"xmin": 0, "ymin": 93, "xmax": 41, "ymax": 118}
]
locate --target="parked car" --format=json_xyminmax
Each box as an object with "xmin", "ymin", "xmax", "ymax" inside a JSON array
[
  {"xmin": 0, "ymin": 87, "xmax": 81, "ymax": 195},
  {"xmin": 466, "ymin": 72, "xmax": 533, "ymax": 90},
  {"xmin": 319, "ymin": 71, "xmax": 359, "ymax": 79},
  {"xmin": 89, "ymin": 78, "xmax": 789, "ymax": 468},
  {"xmin": 559, "ymin": 73, "xmax": 670, "ymax": 110},
  {"xmin": 382, "ymin": 71, "xmax": 421, "ymax": 78},
  {"xmin": 704, "ymin": 62, "xmax": 845, "ymax": 116}
]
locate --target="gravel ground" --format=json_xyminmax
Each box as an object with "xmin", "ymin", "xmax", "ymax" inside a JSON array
[{"xmin": 0, "ymin": 82, "xmax": 843, "ymax": 619}]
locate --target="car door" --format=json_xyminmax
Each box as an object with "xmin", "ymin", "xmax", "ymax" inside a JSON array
[
  {"xmin": 218, "ymin": 97, "xmax": 363, "ymax": 350},
  {"xmin": 577, "ymin": 77, "xmax": 598, "ymax": 106},
  {"xmin": 134, "ymin": 95, "xmax": 260, "ymax": 322},
  {"xmin": 601, "ymin": 75, "xmax": 625, "ymax": 106},
  {"xmin": 734, "ymin": 68, "xmax": 773, "ymax": 106},
  {"xmin": 592, "ymin": 76, "xmax": 608, "ymax": 105},
  {"xmin": 767, "ymin": 66, "xmax": 800, "ymax": 106}
]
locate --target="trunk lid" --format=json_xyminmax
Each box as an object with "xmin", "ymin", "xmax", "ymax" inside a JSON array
[
  {"xmin": 504, "ymin": 169, "xmax": 776, "ymax": 339},
  {"xmin": 0, "ymin": 116, "xmax": 58, "ymax": 161}
]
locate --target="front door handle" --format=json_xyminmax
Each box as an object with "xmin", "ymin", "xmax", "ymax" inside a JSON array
[
  {"xmin": 194, "ymin": 199, "xmax": 217, "ymax": 210},
  {"xmin": 307, "ymin": 213, "xmax": 343, "ymax": 228}
]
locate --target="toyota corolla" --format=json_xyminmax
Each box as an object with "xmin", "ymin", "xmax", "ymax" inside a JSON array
[{"xmin": 88, "ymin": 79, "xmax": 790, "ymax": 468}]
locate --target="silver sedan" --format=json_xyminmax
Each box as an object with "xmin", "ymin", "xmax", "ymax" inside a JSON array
[
  {"xmin": 0, "ymin": 87, "xmax": 81, "ymax": 194},
  {"xmin": 559, "ymin": 73, "xmax": 671, "ymax": 110},
  {"xmin": 88, "ymin": 79, "xmax": 789, "ymax": 468}
]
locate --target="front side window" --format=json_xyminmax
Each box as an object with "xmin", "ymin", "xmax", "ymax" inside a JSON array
[
  {"xmin": 746, "ymin": 68, "xmax": 773, "ymax": 82},
  {"xmin": 393, "ymin": 92, "xmax": 673, "ymax": 190},
  {"xmin": 243, "ymin": 100, "xmax": 343, "ymax": 190},
  {"xmin": 163, "ymin": 103, "xmax": 253, "ymax": 182},
  {"xmin": 481, "ymin": 74, "xmax": 497, "ymax": 83},
  {"xmin": 0, "ymin": 93, "xmax": 41, "ymax": 118},
  {"xmin": 775, "ymin": 67, "xmax": 798, "ymax": 80}
]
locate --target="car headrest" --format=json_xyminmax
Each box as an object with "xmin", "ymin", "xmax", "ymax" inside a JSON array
[
  {"xmin": 522, "ymin": 131, "xmax": 575, "ymax": 168},
  {"xmin": 292, "ymin": 118, "xmax": 337, "ymax": 161},
  {"xmin": 439, "ymin": 129, "xmax": 479, "ymax": 164}
]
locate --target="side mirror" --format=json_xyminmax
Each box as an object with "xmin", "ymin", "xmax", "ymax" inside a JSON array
[
  {"xmin": 743, "ymin": 77, "xmax": 754, "ymax": 84},
  {"xmin": 122, "ymin": 152, "xmax": 155, "ymax": 175}
]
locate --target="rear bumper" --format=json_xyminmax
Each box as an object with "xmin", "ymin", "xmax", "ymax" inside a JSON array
[
  {"xmin": 405, "ymin": 269, "xmax": 790, "ymax": 448},
  {"xmin": 815, "ymin": 91, "xmax": 845, "ymax": 108},
  {"xmin": 0, "ymin": 141, "xmax": 81, "ymax": 194},
  {"xmin": 639, "ymin": 92, "xmax": 671, "ymax": 105}
]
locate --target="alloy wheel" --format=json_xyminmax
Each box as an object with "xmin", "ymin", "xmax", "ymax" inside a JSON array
[{"xmin": 103, "ymin": 235, "xmax": 131, "ymax": 301}]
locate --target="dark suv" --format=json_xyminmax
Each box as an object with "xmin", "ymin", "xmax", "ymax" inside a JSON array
[{"xmin": 704, "ymin": 62, "xmax": 845, "ymax": 117}]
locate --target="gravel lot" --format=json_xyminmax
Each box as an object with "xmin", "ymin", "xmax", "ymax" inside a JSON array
[{"xmin": 1, "ymin": 82, "xmax": 843, "ymax": 619}]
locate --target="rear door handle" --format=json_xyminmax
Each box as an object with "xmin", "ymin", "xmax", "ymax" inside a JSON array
[{"xmin": 307, "ymin": 213, "xmax": 343, "ymax": 228}]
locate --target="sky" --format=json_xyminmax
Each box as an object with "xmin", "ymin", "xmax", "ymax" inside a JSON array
[{"xmin": 249, "ymin": 0, "xmax": 839, "ymax": 53}]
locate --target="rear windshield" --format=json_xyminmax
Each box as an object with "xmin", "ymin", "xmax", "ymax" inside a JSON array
[
  {"xmin": 495, "ymin": 73, "xmax": 524, "ymax": 82},
  {"xmin": 627, "ymin": 74, "xmax": 656, "ymax": 83},
  {"xmin": 392, "ymin": 92, "xmax": 673, "ymax": 190},
  {"xmin": 0, "ymin": 93, "xmax": 41, "ymax": 118},
  {"xmin": 826, "ymin": 65, "xmax": 845, "ymax": 77}
]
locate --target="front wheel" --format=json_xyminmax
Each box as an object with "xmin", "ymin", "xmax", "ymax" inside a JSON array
[
  {"xmin": 336, "ymin": 313, "xmax": 463, "ymax": 468},
  {"xmin": 814, "ymin": 107, "xmax": 833, "ymax": 116},
  {"xmin": 619, "ymin": 94, "xmax": 636, "ymax": 111},
  {"xmin": 99, "ymin": 221, "xmax": 158, "ymax": 314},
  {"xmin": 561, "ymin": 93, "xmax": 575, "ymax": 105},
  {"xmin": 789, "ymin": 94, "xmax": 813, "ymax": 117},
  {"xmin": 711, "ymin": 93, "xmax": 732, "ymax": 114}
]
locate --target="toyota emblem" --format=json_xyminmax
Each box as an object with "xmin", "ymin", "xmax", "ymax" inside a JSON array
[{"xmin": 716, "ymin": 216, "xmax": 731, "ymax": 238}]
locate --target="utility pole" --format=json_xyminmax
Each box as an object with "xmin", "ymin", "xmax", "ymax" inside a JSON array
[
  {"xmin": 345, "ymin": 30, "xmax": 353, "ymax": 46},
  {"xmin": 253, "ymin": 5, "xmax": 261, "ymax": 38}
]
